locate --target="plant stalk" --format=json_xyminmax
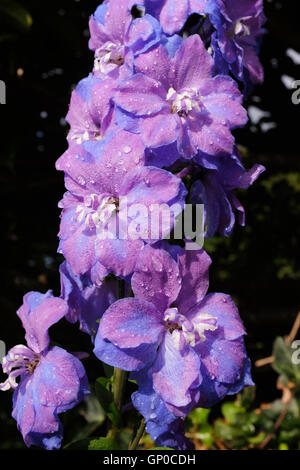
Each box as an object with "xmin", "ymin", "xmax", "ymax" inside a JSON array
[{"xmin": 128, "ymin": 419, "xmax": 145, "ymax": 450}]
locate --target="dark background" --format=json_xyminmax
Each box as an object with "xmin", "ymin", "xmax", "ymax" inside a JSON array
[{"xmin": 0, "ymin": 0, "xmax": 299, "ymax": 448}]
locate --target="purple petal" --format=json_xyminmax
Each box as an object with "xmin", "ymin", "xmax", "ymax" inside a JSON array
[
  {"xmin": 17, "ymin": 292, "xmax": 68, "ymax": 354},
  {"xmin": 11, "ymin": 347, "xmax": 89, "ymax": 449},
  {"xmin": 189, "ymin": 113, "xmax": 235, "ymax": 156},
  {"xmin": 134, "ymin": 43, "xmax": 173, "ymax": 91},
  {"xmin": 99, "ymin": 298, "xmax": 164, "ymax": 349},
  {"xmin": 103, "ymin": 0, "xmax": 133, "ymax": 43},
  {"xmin": 132, "ymin": 244, "xmax": 182, "ymax": 313},
  {"xmin": 139, "ymin": 112, "xmax": 179, "ymax": 148},
  {"xmin": 34, "ymin": 346, "xmax": 89, "ymax": 412},
  {"xmin": 159, "ymin": 0, "xmax": 189, "ymax": 35},
  {"xmin": 127, "ymin": 14, "xmax": 163, "ymax": 56},
  {"xmin": 173, "ymin": 35, "xmax": 213, "ymax": 89},
  {"xmin": 208, "ymin": 339, "xmax": 247, "ymax": 383},
  {"xmin": 187, "ymin": 293, "xmax": 246, "ymax": 340},
  {"xmin": 152, "ymin": 333, "xmax": 201, "ymax": 408},
  {"xmin": 96, "ymin": 238, "xmax": 144, "ymax": 278},
  {"xmin": 243, "ymin": 45, "xmax": 264, "ymax": 84},
  {"xmin": 59, "ymin": 261, "xmax": 118, "ymax": 338},
  {"xmin": 131, "ymin": 368, "xmax": 178, "ymax": 439},
  {"xmin": 114, "ymin": 73, "xmax": 167, "ymax": 116},
  {"xmin": 203, "ymin": 88, "xmax": 248, "ymax": 129},
  {"xmin": 59, "ymin": 221, "xmax": 97, "ymax": 277},
  {"xmin": 94, "ymin": 334, "xmax": 157, "ymax": 371},
  {"xmin": 57, "ymin": 131, "xmax": 146, "ymax": 198},
  {"xmin": 176, "ymin": 249, "xmax": 211, "ymax": 315}
]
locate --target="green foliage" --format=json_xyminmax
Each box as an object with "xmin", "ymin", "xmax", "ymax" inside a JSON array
[
  {"xmin": 65, "ymin": 437, "xmax": 120, "ymax": 450},
  {"xmin": 186, "ymin": 334, "xmax": 300, "ymax": 450},
  {"xmin": 95, "ymin": 377, "xmax": 121, "ymax": 427},
  {"xmin": 272, "ymin": 337, "xmax": 300, "ymax": 387}
]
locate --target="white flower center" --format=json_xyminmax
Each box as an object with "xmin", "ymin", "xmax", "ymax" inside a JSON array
[
  {"xmin": 0, "ymin": 345, "xmax": 40, "ymax": 391},
  {"xmin": 94, "ymin": 42, "xmax": 125, "ymax": 74},
  {"xmin": 166, "ymin": 87, "xmax": 204, "ymax": 117},
  {"xmin": 76, "ymin": 194, "xmax": 118, "ymax": 229},
  {"xmin": 164, "ymin": 307, "xmax": 217, "ymax": 350},
  {"xmin": 229, "ymin": 17, "xmax": 252, "ymax": 39},
  {"xmin": 71, "ymin": 129, "xmax": 102, "ymax": 145}
]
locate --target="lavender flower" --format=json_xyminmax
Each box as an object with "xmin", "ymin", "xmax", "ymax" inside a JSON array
[
  {"xmin": 191, "ymin": 150, "xmax": 265, "ymax": 236},
  {"xmin": 59, "ymin": 261, "xmax": 118, "ymax": 338},
  {"xmin": 114, "ymin": 34, "xmax": 247, "ymax": 158},
  {"xmin": 94, "ymin": 243, "xmax": 253, "ymax": 419},
  {"xmin": 206, "ymin": 0, "xmax": 266, "ymax": 89},
  {"xmin": 56, "ymin": 133, "xmax": 187, "ymax": 278},
  {"xmin": 0, "ymin": 291, "xmax": 89, "ymax": 449},
  {"xmin": 89, "ymin": 0, "xmax": 178, "ymax": 80},
  {"xmin": 142, "ymin": 0, "xmax": 208, "ymax": 35}
]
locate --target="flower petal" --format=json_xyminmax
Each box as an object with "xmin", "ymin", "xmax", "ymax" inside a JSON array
[
  {"xmin": 173, "ymin": 35, "xmax": 213, "ymax": 90},
  {"xmin": 175, "ymin": 249, "xmax": 211, "ymax": 315},
  {"xmin": 34, "ymin": 346, "xmax": 89, "ymax": 412},
  {"xmin": 96, "ymin": 238, "xmax": 144, "ymax": 278},
  {"xmin": 17, "ymin": 292, "xmax": 68, "ymax": 354},
  {"xmin": 132, "ymin": 244, "xmax": 182, "ymax": 313},
  {"xmin": 94, "ymin": 334, "xmax": 157, "ymax": 371},
  {"xmin": 152, "ymin": 333, "xmax": 201, "ymax": 408},
  {"xmin": 114, "ymin": 73, "xmax": 167, "ymax": 116},
  {"xmin": 99, "ymin": 298, "xmax": 164, "ymax": 349},
  {"xmin": 187, "ymin": 293, "xmax": 246, "ymax": 340}
]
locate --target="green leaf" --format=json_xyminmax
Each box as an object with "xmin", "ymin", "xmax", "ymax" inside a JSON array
[
  {"xmin": 106, "ymin": 403, "xmax": 121, "ymax": 427},
  {"xmin": 88, "ymin": 437, "xmax": 120, "ymax": 450},
  {"xmin": 188, "ymin": 407, "xmax": 210, "ymax": 426},
  {"xmin": 248, "ymin": 432, "xmax": 266, "ymax": 445},
  {"xmin": 238, "ymin": 386, "xmax": 256, "ymax": 409},
  {"xmin": 65, "ymin": 437, "xmax": 120, "ymax": 450},
  {"xmin": 272, "ymin": 337, "xmax": 300, "ymax": 385},
  {"xmin": 221, "ymin": 402, "xmax": 246, "ymax": 425},
  {"xmin": 0, "ymin": 0, "xmax": 33, "ymax": 32},
  {"xmin": 94, "ymin": 378, "xmax": 121, "ymax": 426},
  {"xmin": 278, "ymin": 443, "xmax": 289, "ymax": 450},
  {"xmin": 214, "ymin": 420, "xmax": 236, "ymax": 441},
  {"xmin": 103, "ymin": 364, "xmax": 114, "ymax": 378},
  {"xmin": 95, "ymin": 377, "xmax": 113, "ymax": 411},
  {"xmin": 80, "ymin": 394, "xmax": 106, "ymax": 425},
  {"xmin": 194, "ymin": 424, "xmax": 214, "ymax": 448}
]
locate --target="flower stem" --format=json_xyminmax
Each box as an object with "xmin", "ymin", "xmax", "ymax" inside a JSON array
[
  {"xmin": 112, "ymin": 367, "xmax": 127, "ymax": 411},
  {"xmin": 128, "ymin": 419, "xmax": 145, "ymax": 450},
  {"xmin": 107, "ymin": 279, "xmax": 128, "ymax": 442}
]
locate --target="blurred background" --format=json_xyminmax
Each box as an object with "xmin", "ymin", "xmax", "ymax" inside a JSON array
[{"xmin": 0, "ymin": 0, "xmax": 299, "ymax": 450}]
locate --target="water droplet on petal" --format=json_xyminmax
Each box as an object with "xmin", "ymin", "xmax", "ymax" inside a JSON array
[{"xmin": 123, "ymin": 145, "xmax": 132, "ymax": 154}]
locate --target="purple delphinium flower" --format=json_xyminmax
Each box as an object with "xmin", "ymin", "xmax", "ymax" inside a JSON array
[
  {"xmin": 66, "ymin": 74, "xmax": 117, "ymax": 146},
  {"xmin": 114, "ymin": 34, "xmax": 248, "ymax": 159},
  {"xmin": 59, "ymin": 261, "xmax": 118, "ymax": 339},
  {"xmin": 191, "ymin": 150, "xmax": 265, "ymax": 236},
  {"xmin": 56, "ymin": 132, "xmax": 187, "ymax": 278},
  {"xmin": 131, "ymin": 367, "xmax": 193, "ymax": 449},
  {"xmin": 206, "ymin": 0, "xmax": 266, "ymax": 89},
  {"xmin": 155, "ymin": 419, "xmax": 195, "ymax": 450},
  {"xmin": 143, "ymin": 0, "xmax": 208, "ymax": 35},
  {"xmin": 89, "ymin": 0, "xmax": 180, "ymax": 80},
  {"xmin": 0, "ymin": 291, "xmax": 89, "ymax": 449},
  {"xmin": 94, "ymin": 243, "xmax": 253, "ymax": 419}
]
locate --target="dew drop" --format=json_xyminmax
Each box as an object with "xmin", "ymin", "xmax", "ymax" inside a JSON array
[
  {"xmin": 77, "ymin": 175, "xmax": 86, "ymax": 186},
  {"xmin": 123, "ymin": 145, "xmax": 132, "ymax": 154}
]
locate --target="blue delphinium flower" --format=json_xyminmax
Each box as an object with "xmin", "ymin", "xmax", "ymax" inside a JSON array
[
  {"xmin": 94, "ymin": 243, "xmax": 253, "ymax": 421},
  {"xmin": 0, "ymin": 291, "xmax": 89, "ymax": 449}
]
